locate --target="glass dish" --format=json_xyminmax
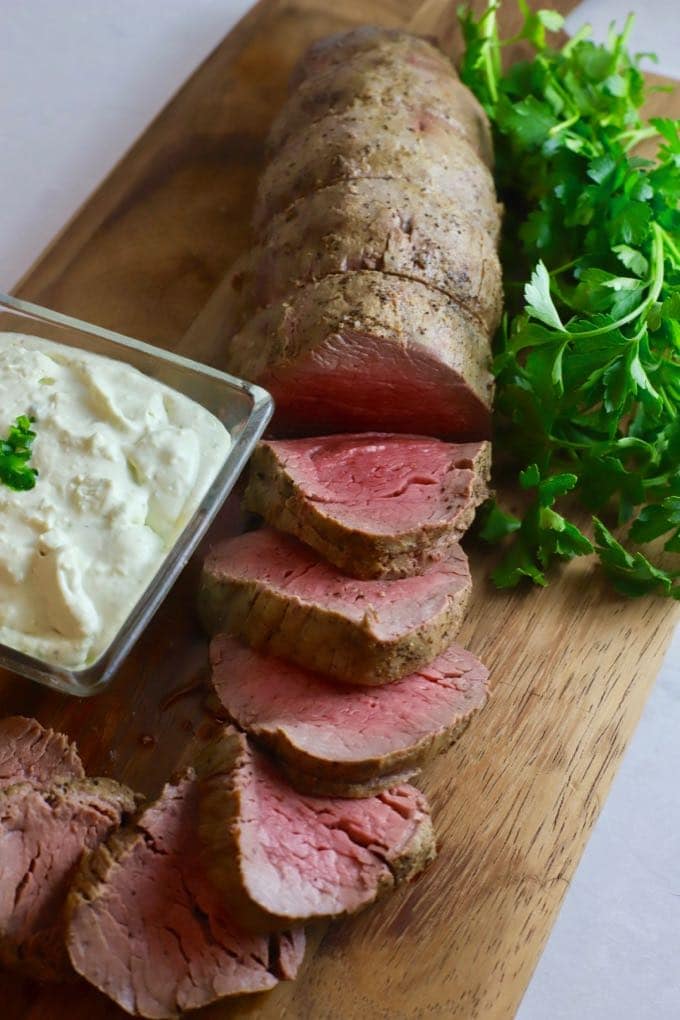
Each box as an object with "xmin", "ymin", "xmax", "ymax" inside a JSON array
[{"xmin": 0, "ymin": 291, "xmax": 273, "ymax": 697}]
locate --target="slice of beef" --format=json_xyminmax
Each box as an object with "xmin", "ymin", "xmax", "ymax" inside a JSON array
[
  {"xmin": 290, "ymin": 26, "xmax": 454, "ymax": 88},
  {"xmin": 225, "ymin": 271, "xmax": 493, "ymax": 440},
  {"xmin": 235, "ymin": 179, "xmax": 502, "ymax": 334},
  {"xmin": 0, "ymin": 715, "xmax": 84, "ymax": 788},
  {"xmin": 0, "ymin": 777, "xmax": 136, "ymax": 981},
  {"xmin": 67, "ymin": 770, "xmax": 305, "ymax": 1020},
  {"xmin": 209, "ymin": 635, "xmax": 490, "ymax": 797},
  {"xmin": 270, "ymin": 51, "xmax": 493, "ymax": 165},
  {"xmin": 198, "ymin": 728, "xmax": 435, "ymax": 929},
  {"xmin": 253, "ymin": 105, "xmax": 500, "ymax": 236},
  {"xmin": 244, "ymin": 435, "xmax": 490, "ymax": 578},
  {"xmin": 199, "ymin": 527, "xmax": 472, "ymax": 685}
]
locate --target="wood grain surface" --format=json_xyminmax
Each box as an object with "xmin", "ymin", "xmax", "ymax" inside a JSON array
[{"xmin": 4, "ymin": 1, "xmax": 679, "ymax": 1018}]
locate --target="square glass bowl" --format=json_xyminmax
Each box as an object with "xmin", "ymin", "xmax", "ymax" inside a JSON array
[{"xmin": 0, "ymin": 291, "xmax": 273, "ymax": 697}]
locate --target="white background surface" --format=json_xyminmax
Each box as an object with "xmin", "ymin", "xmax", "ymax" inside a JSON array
[{"xmin": 1, "ymin": 2, "xmax": 679, "ymax": 1017}]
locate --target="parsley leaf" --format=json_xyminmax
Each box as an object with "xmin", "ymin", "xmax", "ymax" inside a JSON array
[
  {"xmin": 0, "ymin": 415, "xmax": 39, "ymax": 492},
  {"xmin": 459, "ymin": 3, "xmax": 680, "ymax": 597}
]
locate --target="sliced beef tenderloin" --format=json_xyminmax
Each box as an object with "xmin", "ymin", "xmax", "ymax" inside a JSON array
[
  {"xmin": 269, "ymin": 51, "xmax": 492, "ymax": 165},
  {"xmin": 290, "ymin": 25, "xmax": 454, "ymax": 88},
  {"xmin": 0, "ymin": 776, "xmax": 137, "ymax": 981},
  {"xmin": 244, "ymin": 435, "xmax": 490, "ymax": 578},
  {"xmin": 198, "ymin": 728, "xmax": 435, "ymax": 929},
  {"xmin": 209, "ymin": 635, "xmax": 490, "ymax": 797},
  {"xmin": 253, "ymin": 105, "xmax": 500, "ymax": 236},
  {"xmin": 199, "ymin": 527, "xmax": 472, "ymax": 685},
  {"xmin": 67, "ymin": 770, "xmax": 305, "ymax": 1020},
  {"xmin": 234, "ymin": 179, "xmax": 502, "ymax": 334},
  {"xmin": 0, "ymin": 715, "xmax": 84, "ymax": 788},
  {"xmin": 225, "ymin": 271, "xmax": 493, "ymax": 440}
]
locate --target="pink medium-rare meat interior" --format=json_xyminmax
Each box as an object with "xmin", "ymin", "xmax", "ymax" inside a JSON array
[
  {"xmin": 210, "ymin": 635, "xmax": 489, "ymax": 767},
  {"xmin": 205, "ymin": 528, "xmax": 470, "ymax": 642},
  {"xmin": 0, "ymin": 716, "xmax": 84, "ymax": 788},
  {"xmin": 262, "ymin": 435, "xmax": 488, "ymax": 533},
  {"xmin": 67, "ymin": 772, "xmax": 304, "ymax": 1018},
  {"xmin": 261, "ymin": 331, "xmax": 492, "ymax": 439},
  {"xmin": 209, "ymin": 736, "xmax": 431, "ymax": 921}
]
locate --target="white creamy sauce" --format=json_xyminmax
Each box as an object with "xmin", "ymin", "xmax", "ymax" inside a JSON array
[{"xmin": 0, "ymin": 332, "xmax": 231, "ymax": 669}]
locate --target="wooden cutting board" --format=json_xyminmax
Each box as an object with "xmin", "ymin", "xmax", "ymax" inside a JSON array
[{"xmin": 4, "ymin": 1, "xmax": 678, "ymax": 1018}]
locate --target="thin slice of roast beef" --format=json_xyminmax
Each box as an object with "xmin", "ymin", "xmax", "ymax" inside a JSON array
[
  {"xmin": 269, "ymin": 50, "xmax": 493, "ymax": 165},
  {"xmin": 253, "ymin": 104, "xmax": 500, "ymax": 235},
  {"xmin": 0, "ymin": 776, "xmax": 137, "ymax": 981},
  {"xmin": 233, "ymin": 179, "xmax": 502, "ymax": 334},
  {"xmin": 199, "ymin": 527, "xmax": 472, "ymax": 684},
  {"xmin": 0, "ymin": 716, "xmax": 84, "ymax": 788},
  {"xmin": 209, "ymin": 635, "xmax": 490, "ymax": 796},
  {"xmin": 67, "ymin": 770, "xmax": 305, "ymax": 1019},
  {"xmin": 244, "ymin": 435, "xmax": 490, "ymax": 578},
  {"xmin": 198, "ymin": 728, "xmax": 435, "ymax": 929},
  {"xmin": 225, "ymin": 272, "xmax": 493, "ymax": 440}
]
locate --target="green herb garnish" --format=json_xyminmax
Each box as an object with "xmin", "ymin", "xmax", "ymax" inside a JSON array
[
  {"xmin": 458, "ymin": 2, "xmax": 680, "ymax": 597},
  {"xmin": 0, "ymin": 415, "xmax": 39, "ymax": 491}
]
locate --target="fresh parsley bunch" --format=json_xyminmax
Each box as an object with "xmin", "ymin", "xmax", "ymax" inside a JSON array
[
  {"xmin": 0, "ymin": 415, "xmax": 39, "ymax": 492},
  {"xmin": 458, "ymin": 2, "xmax": 680, "ymax": 597}
]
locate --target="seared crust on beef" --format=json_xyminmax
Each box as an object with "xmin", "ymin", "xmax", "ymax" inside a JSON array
[
  {"xmin": 234, "ymin": 179, "xmax": 502, "ymax": 333},
  {"xmin": 226, "ymin": 271, "xmax": 493, "ymax": 440},
  {"xmin": 199, "ymin": 528, "xmax": 472, "ymax": 685},
  {"xmin": 67, "ymin": 771, "xmax": 304, "ymax": 1019},
  {"xmin": 0, "ymin": 776, "xmax": 137, "ymax": 982},
  {"xmin": 290, "ymin": 26, "xmax": 454, "ymax": 87},
  {"xmin": 244, "ymin": 435, "xmax": 491, "ymax": 578},
  {"xmin": 197, "ymin": 728, "xmax": 436, "ymax": 930},
  {"xmin": 209, "ymin": 636, "xmax": 490, "ymax": 797},
  {"xmin": 270, "ymin": 50, "xmax": 493, "ymax": 165},
  {"xmin": 253, "ymin": 104, "xmax": 500, "ymax": 235}
]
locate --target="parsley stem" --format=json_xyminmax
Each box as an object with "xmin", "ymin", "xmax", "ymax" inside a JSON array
[
  {"xmin": 661, "ymin": 229, "xmax": 680, "ymax": 267},
  {"xmin": 549, "ymin": 113, "xmax": 579, "ymax": 137},
  {"xmin": 563, "ymin": 223, "xmax": 665, "ymax": 339},
  {"xmin": 481, "ymin": 5, "xmax": 500, "ymax": 105},
  {"xmin": 620, "ymin": 125, "xmax": 659, "ymax": 151}
]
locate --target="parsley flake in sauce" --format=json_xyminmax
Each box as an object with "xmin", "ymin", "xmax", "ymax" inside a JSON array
[{"xmin": 0, "ymin": 415, "xmax": 38, "ymax": 491}]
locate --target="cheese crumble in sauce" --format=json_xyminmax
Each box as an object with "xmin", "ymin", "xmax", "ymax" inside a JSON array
[{"xmin": 0, "ymin": 333, "xmax": 231, "ymax": 669}]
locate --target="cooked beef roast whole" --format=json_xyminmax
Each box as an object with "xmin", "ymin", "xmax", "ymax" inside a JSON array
[
  {"xmin": 198, "ymin": 728, "xmax": 435, "ymax": 929},
  {"xmin": 210, "ymin": 635, "xmax": 490, "ymax": 797},
  {"xmin": 244, "ymin": 435, "xmax": 490, "ymax": 578},
  {"xmin": 268, "ymin": 46, "xmax": 493, "ymax": 165},
  {"xmin": 0, "ymin": 776, "xmax": 136, "ymax": 981},
  {"xmin": 231, "ymin": 179, "xmax": 502, "ymax": 334},
  {"xmin": 226, "ymin": 272, "xmax": 493, "ymax": 439},
  {"xmin": 67, "ymin": 769, "xmax": 305, "ymax": 1019},
  {"xmin": 223, "ymin": 26, "xmax": 500, "ymax": 439},
  {"xmin": 253, "ymin": 104, "xmax": 499, "ymax": 233},
  {"xmin": 0, "ymin": 716, "xmax": 84, "ymax": 788},
  {"xmin": 199, "ymin": 527, "xmax": 472, "ymax": 684}
]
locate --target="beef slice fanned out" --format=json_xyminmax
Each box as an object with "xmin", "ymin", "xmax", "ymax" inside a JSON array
[
  {"xmin": 67, "ymin": 771, "xmax": 305, "ymax": 1020},
  {"xmin": 0, "ymin": 715, "xmax": 84, "ymax": 788},
  {"xmin": 198, "ymin": 728, "xmax": 435, "ymax": 929},
  {"xmin": 199, "ymin": 527, "xmax": 472, "ymax": 685},
  {"xmin": 253, "ymin": 105, "xmax": 500, "ymax": 236},
  {"xmin": 234, "ymin": 179, "xmax": 502, "ymax": 333},
  {"xmin": 290, "ymin": 25, "xmax": 454, "ymax": 88},
  {"xmin": 244, "ymin": 435, "xmax": 490, "ymax": 578},
  {"xmin": 0, "ymin": 777, "xmax": 137, "ymax": 982},
  {"xmin": 210, "ymin": 636, "xmax": 490, "ymax": 797},
  {"xmin": 225, "ymin": 272, "xmax": 493, "ymax": 440},
  {"xmin": 269, "ymin": 52, "xmax": 493, "ymax": 165}
]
